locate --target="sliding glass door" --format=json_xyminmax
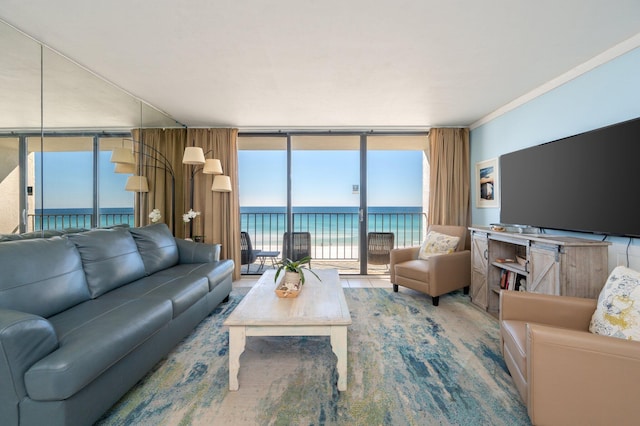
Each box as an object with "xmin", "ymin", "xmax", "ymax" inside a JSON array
[
  {"xmin": 238, "ymin": 132, "xmax": 428, "ymax": 275},
  {"xmin": 238, "ymin": 136, "xmax": 288, "ymax": 273},
  {"xmin": 366, "ymin": 135, "xmax": 428, "ymax": 274},
  {"xmin": 291, "ymin": 135, "xmax": 361, "ymax": 274}
]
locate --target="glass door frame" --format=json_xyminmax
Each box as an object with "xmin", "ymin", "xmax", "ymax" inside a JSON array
[{"xmin": 240, "ymin": 130, "xmax": 428, "ymax": 275}]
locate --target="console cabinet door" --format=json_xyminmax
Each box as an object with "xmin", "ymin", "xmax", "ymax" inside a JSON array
[
  {"xmin": 528, "ymin": 244, "xmax": 560, "ymax": 295},
  {"xmin": 470, "ymin": 232, "xmax": 489, "ymax": 309}
]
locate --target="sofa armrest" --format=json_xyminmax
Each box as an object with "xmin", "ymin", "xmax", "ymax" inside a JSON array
[
  {"xmin": 0, "ymin": 309, "xmax": 58, "ymax": 413},
  {"xmin": 428, "ymin": 250, "xmax": 471, "ymax": 295},
  {"xmin": 527, "ymin": 323, "xmax": 640, "ymax": 425},
  {"xmin": 175, "ymin": 238, "xmax": 221, "ymax": 263},
  {"xmin": 390, "ymin": 247, "xmax": 419, "ymax": 283},
  {"xmin": 500, "ymin": 290, "xmax": 596, "ymax": 331}
]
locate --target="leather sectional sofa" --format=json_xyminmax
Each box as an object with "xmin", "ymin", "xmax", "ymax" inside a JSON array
[{"xmin": 0, "ymin": 223, "xmax": 234, "ymax": 426}]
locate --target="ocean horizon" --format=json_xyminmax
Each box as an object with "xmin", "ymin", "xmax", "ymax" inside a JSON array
[{"xmin": 32, "ymin": 207, "xmax": 426, "ymax": 252}]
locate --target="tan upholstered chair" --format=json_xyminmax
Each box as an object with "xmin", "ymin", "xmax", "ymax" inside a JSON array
[
  {"xmin": 500, "ymin": 290, "xmax": 640, "ymax": 425},
  {"xmin": 390, "ymin": 225, "xmax": 470, "ymax": 306}
]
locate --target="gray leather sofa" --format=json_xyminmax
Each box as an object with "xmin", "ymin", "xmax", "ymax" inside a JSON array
[{"xmin": 0, "ymin": 223, "xmax": 234, "ymax": 426}]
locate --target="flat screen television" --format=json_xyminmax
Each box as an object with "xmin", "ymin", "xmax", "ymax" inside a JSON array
[{"xmin": 499, "ymin": 117, "xmax": 640, "ymax": 238}]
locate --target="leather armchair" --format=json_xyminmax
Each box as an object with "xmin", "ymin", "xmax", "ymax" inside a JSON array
[
  {"xmin": 500, "ymin": 290, "xmax": 640, "ymax": 425},
  {"xmin": 390, "ymin": 225, "xmax": 470, "ymax": 306}
]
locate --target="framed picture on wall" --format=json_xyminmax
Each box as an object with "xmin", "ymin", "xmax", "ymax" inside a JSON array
[{"xmin": 475, "ymin": 158, "xmax": 499, "ymax": 208}]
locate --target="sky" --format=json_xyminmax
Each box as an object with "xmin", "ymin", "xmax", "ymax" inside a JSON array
[
  {"xmin": 238, "ymin": 149, "xmax": 423, "ymax": 207},
  {"xmin": 36, "ymin": 151, "xmax": 132, "ymax": 209},
  {"xmin": 35, "ymin": 148, "xmax": 423, "ymax": 209}
]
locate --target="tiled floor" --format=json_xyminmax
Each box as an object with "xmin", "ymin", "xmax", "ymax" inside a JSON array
[{"xmin": 234, "ymin": 275, "xmax": 392, "ymax": 289}]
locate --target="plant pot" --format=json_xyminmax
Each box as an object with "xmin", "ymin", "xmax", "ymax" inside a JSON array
[{"xmin": 275, "ymin": 271, "xmax": 302, "ymax": 298}]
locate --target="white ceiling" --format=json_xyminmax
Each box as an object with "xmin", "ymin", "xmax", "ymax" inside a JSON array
[{"xmin": 1, "ymin": 0, "xmax": 640, "ymax": 131}]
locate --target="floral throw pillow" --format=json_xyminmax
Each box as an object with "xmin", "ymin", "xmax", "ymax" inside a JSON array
[
  {"xmin": 589, "ymin": 265, "xmax": 640, "ymax": 341},
  {"xmin": 418, "ymin": 231, "xmax": 460, "ymax": 260}
]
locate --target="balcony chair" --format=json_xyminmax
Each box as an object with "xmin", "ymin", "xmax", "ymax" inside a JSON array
[
  {"xmin": 240, "ymin": 231, "xmax": 261, "ymax": 273},
  {"xmin": 282, "ymin": 232, "xmax": 312, "ymax": 264},
  {"xmin": 367, "ymin": 232, "xmax": 395, "ymax": 269},
  {"xmin": 390, "ymin": 224, "xmax": 470, "ymax": 306},
  {"xmin": 500, "ymin": 268, "xmax": 640, "ymax": 425}
]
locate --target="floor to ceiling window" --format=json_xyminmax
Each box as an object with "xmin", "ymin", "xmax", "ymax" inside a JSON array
[
  {"xmin": 32, "ymin": 137, "xmax": 94, "ymax": 230},
  {"xmin": 238, "ymin": 132, "xmax": 428, "ymax": 275},
  {"xmin": 0, "ymin": 133, "xmax": 133, "ymax": 235},
  {"xmin": 99, "ymin": 137, "xmax": 135, "ymax": 227}
]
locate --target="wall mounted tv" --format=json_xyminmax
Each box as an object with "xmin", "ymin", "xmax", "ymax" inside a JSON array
[{"xmin": 499, "ymin": 117, "xmax": 640, "ymax": 238}]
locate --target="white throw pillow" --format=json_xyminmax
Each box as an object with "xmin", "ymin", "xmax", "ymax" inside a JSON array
[
  {"xmin": 589, "ymin": 265, "xmax": 640, "ymax": 341},
  {"xmin": 418, "ymin": 231, "xmax": 460, "ymax": 260}
]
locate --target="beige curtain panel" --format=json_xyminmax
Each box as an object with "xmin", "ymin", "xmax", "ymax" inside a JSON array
[
  {"xmin": 130, "ymin": 128, "xmax": 241, "ymax": 280},
  {"xmin": 186, "ymin": 128, "xmax": 241, "ymax": 280},
  {"xmin": 131, "ymin": 128, "xmax": 187, "ymax": 235},
  {"xmin": 427, "ymin": 128, "xmax": 470, "ymax": 227}
]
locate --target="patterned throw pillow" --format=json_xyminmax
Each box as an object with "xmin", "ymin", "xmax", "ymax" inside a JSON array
[
  {"xmin": 589, "ymin": 266, "xmax": 640, "ymax": 341},
  {"xmin": 418, "ymin": 231, "xmax": 460, "ymax": 260}
]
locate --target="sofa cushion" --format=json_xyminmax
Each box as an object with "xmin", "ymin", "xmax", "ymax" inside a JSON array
[
  {"xmin": 154, "ymin": 260, "xmax": 235, "ymax": 292},
  {"xmin": 66, "ymin": 228, "xmax": 146, "ymax": 298},
  {"xmin": 418, "ymin": 231, "xmax": 460, "ymax": 260},
  {"xmin": 590, "ymin": 265, "xmax": 640, "ymax": 341},
  {"xmin": 394, "ymin": 259, "xmax": 430, "ymax": 282},
  {"xmin": 25, "ymin": 297, "xmax": 172, "ymax": 401},
  {"xmin": 0, "ymin": 237, "xmax": 90, "ymax": 317},
  {"xmin": 101, "ymin": 274, "xmax": 209, "ymax": 318},
  {"xmin": 129, "ymin": 223, "xmax": 179, "ymax": 275}
]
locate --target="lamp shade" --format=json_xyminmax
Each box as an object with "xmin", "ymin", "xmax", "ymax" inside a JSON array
[
  {"xmin": 203, "ymin": 158, "xmax": 223, "ymax": 174},
  {"xmin": 114, "ymin": 162, "xmax": 136, "ymax": 174},
  {"xmin": 125, "ymin": 175, "xmax": 149, "ymax": 192},
  {"xmin": 110, "ymin": 147, "xmax": 136, "ymax": 164},
  {"xmin": 211, "ymin": 175, "xmax": 232, "ymax": 192},
  {"xmin": 182, "ymin": 147, "xmax": 206, "ymax": 165}
]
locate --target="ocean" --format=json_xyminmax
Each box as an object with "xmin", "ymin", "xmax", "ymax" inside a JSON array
[
  {"xmin": 31, "ymin": 206, "xmax": 425, "ymax": 258},
  {"xmin": 33, "ymin": 208, "xmax": 135, "ymax": 230},
  {"xmin": 241, "ymin": 206, "xmax": 425, "ymax": 255}
]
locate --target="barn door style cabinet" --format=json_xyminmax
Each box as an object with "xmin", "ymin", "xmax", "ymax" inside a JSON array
[{"xmin": 469, "ymin": 227, "xmax": 610, "ymax": 315}]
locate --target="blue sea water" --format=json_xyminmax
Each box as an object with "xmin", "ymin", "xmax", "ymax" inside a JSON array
[
  {"xmin": 241, "ymin": 206, "xmax": 426, "ymax": 251},
  {"xmin": 34, "ymin": 208, "xmax": 134, "ymax": 230},
  {"xmin": 32, "ymin": 206, "xmax": 425, "ymax": 251}
]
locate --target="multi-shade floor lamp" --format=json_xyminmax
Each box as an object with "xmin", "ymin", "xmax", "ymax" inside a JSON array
[{"xmin": 110, "ymin": 139, "xmax": 231, "ymax": 236}]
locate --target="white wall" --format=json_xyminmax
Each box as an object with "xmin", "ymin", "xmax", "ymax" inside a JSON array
[{"xmin": 470, "ymin": 46, "xmax": 640, "ymax": 272}]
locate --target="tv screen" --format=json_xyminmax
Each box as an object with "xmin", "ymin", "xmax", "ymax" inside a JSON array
[{"xmin": 499, "ymin": 117, "xmax": 640, "ymax": 237}]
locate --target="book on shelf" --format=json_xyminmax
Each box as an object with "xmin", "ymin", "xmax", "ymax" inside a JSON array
[
  {"xmin": 499, "ymin": 270, "xmax": 525, "ymax": 291},
  {"xmin": 507, "ymin": 271, "xmax": 517, "ymax": 290}
]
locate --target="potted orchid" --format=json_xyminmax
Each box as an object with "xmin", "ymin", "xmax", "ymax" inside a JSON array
[
  {"xmin": 148, "ymin": 208, "xmax": 162, "ymax": 223},
  {"xmin": 183, "ymin": 209, "xmax": 204, "ymax": 242}
]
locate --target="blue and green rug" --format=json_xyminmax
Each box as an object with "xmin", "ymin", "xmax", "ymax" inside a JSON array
[{"xmin": 96, "ymin": 288, "xmax": 530, "ymax": 425}]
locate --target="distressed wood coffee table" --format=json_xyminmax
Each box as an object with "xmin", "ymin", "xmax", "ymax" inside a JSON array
[{"xmin": 224, "ymin": 268, "xmax": 352, "ymax": 391}]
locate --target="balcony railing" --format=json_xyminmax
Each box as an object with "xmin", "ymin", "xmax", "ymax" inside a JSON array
[
  {"xmin": 28, "ymin": 213, "xmax": 134, "ymax": 231},
  {"xmin": 241, "ymin": 210, "xmax": 426, "ymax": 261}
]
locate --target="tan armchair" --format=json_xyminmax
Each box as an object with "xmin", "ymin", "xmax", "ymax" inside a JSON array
[
  {"xmin": 500, "ymin": 290, "xmax": 640, "ymax": 425},
  {"xmin": 390, "ymin": 225, "xmax": 470, "ymax": 306}
]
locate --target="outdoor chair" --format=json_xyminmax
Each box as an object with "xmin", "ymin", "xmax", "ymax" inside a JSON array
[
  {"xmin": 241, "ymin": 231, "xmax": 261, "ymax": 273},
  {"xmin": 367, "ymin": 232, "xmax": 395, "ymax": 269},
  {"xmin": 282, "ymin": 232, "xmax": 312, "ymax": 264}
]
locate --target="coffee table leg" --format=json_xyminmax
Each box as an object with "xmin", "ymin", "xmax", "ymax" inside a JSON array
[
  {"xmin": 330, "ymin": 326, "xmax": 348, "ymax": 391},
  {"xmin": 228, "ymin": 326, "xmax": 246, "ymax": 391}
]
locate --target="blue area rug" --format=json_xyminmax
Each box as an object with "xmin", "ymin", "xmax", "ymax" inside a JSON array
[{"xmin": 96, "ymin": 288, "xmax": 530, "ymax": 425}]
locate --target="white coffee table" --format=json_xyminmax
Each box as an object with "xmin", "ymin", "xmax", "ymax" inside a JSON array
[{"xmin": 224, "ymin": 268, "xmax": 351, "ymax": 391}]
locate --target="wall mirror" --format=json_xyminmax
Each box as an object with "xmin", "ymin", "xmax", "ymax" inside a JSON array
[{"xmin": 0, "ymin": 19, "xmax": 180, "ymax": 235}]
